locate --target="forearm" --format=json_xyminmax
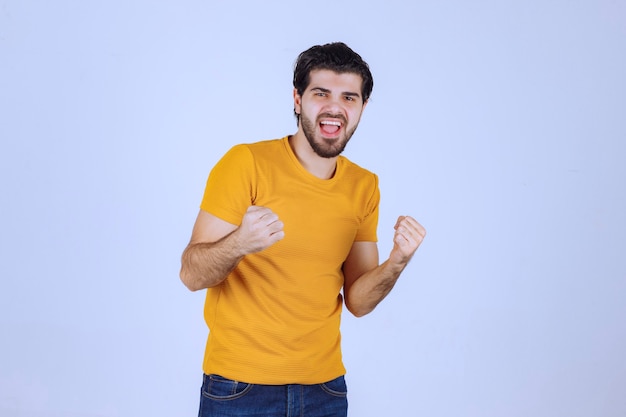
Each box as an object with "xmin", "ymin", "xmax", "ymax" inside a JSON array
[
  {"xmin": 344, "ymin": 259, "xmax": 407, "ymax": 317},
  {"xmin": 179, "ymin": 232, "xmax": 244, "ymax": 291}
]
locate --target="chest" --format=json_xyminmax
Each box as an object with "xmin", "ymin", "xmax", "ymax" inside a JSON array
[{"xmin": 253, "ymin": 177, "xmax": 360, "ymax": 267}]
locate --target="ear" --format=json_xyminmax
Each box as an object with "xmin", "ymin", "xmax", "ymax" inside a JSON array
[{"xmin": 293, "ymin": 88, "xmax": 302, "ymax": 115}]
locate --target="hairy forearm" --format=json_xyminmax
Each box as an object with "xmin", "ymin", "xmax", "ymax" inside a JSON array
[
  {"xmin": 345, "ymin": 260, "xmax": 407, "ymax": 317},
  {"xmin": 179, "ymin": 232, "xmax": 244, "ymax": 291}
]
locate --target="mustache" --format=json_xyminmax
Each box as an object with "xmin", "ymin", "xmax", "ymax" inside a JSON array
[{"xmin": 317, "ymin": 113, "xmax": 347, "ymax": 124}]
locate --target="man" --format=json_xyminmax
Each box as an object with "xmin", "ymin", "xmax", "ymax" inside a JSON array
[{"xmin": 180, "ymin": 42, "xmax": 426, "ymax": 417}]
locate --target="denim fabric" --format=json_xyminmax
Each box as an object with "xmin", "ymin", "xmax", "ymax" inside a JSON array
[{"xmin": 198, "ymin": 374, "xmax": 348, "ymax": 417}]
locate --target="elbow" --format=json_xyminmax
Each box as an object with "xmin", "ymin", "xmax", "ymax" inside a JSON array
[
  {"xmin": 180, "ymin": 267, "xmax": 223, "ymax": 291},
  {"xmin": 345, "ymin": 301, "xmax": 373, "ymax": 318},
  {"xmin": 179, "ymin": 268, "xmax": 202, "ymax": 292},
  {"xmin": 344, "ymin": 290, "xmax": 374, "ymax": 318},
  {"xmin": 351, "ymin": 309, "xmax": 369, "ymax": 318},
  {"xmin": 179, "ymin": 246, "xmax": 207, "ymax": 291}
]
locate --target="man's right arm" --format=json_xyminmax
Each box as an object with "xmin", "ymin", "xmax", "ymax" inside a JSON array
[{"xmin": 179, "ymin": 206, "xmax": 285, "ymax": 291}]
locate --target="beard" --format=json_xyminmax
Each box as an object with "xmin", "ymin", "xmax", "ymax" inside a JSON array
[{"xmin": 300, "ymin": 111, "xmax": 359, "ymax": 158}]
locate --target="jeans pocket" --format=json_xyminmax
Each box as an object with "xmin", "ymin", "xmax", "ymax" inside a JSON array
[
  {"xmin": 320, "ymin": 375, "xmax": 348, "ymax": 397},
  {"xmin": 202, "ymin": 374, "xmax": 254, "ymax": 401}
]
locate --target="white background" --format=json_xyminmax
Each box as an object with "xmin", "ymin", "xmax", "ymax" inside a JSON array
[{"xmin": 1, "ymin": 1, "xmax": 625, "ymax": 416}]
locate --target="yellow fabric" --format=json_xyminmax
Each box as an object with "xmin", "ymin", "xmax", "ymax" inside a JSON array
[{"xmin": 199, "ymin": 136, "xmax": 379, "ymax": 384}]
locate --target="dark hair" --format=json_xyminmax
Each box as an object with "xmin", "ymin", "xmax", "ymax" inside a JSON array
[{"xmin": 293, "ymin": 42, "xmax": 373, "ymax": 119}]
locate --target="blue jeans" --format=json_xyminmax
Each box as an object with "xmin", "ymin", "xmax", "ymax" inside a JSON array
[{"xmin": 198, "ymin": 374, "xmax": 348, "ymax": 417}]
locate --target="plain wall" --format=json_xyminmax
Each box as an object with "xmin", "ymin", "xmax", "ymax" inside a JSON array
[{"xmin": 1, "ymin": 1, "xmax": 625, "ymax": 416}]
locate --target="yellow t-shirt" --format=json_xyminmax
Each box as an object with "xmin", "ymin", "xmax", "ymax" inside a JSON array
[{"xmin": 199, "ymin": 136, "xmax": 379, "ymax": 384}]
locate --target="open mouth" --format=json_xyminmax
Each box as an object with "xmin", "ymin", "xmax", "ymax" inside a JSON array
[{"xmin": 319, "ymin": 120, "xmax": 342, "ymax": 136}]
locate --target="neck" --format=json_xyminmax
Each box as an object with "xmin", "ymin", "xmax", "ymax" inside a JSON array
[{"xmin": 288, "ymin": 133, "xmax": 338, "ymax": 180}]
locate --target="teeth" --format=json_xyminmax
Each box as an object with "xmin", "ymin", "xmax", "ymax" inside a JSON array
[{"xmin": 320, "ymin": 121, "xmax": 341, "ymax": 126}]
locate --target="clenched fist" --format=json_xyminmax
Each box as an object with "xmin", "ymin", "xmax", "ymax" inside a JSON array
[
  {"xmin": 390, "ymin": 215, "xmax": 426, "ymax": 265},
  {"xmin": 235, "ymin": 205, "xmax": 285, "ymax": 255}
]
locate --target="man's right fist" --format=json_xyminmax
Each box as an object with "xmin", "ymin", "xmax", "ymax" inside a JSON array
[{"xmin": 236, "ymin": 205, "xmax": 285, "ymax": 254}]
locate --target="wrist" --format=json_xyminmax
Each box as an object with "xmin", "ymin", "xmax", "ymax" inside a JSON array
[{"xmin": 226, "ymin": 228, "xmax": 248, "ymax": 258}]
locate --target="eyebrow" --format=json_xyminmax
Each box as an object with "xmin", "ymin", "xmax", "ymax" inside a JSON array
[{"xmin": 311, "ymin": 87, "xmax": 361, "ymax": 99}]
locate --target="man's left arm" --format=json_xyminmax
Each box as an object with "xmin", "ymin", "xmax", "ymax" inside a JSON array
[{"xmin": 343, "ymin": 215, "xmax": 426, "ymax": 317}]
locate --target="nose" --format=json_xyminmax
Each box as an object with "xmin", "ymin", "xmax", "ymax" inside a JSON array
[{"xmin": 323, "ymin": 95, "xmax": 344, "ymax": 115}]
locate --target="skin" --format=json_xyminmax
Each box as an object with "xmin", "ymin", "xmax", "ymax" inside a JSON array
[{"xmin": 180, "ymin": 69, "xmax": 426, "ymax": 317}]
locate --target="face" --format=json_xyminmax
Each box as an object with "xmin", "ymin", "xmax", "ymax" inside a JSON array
[{"xmin": 294, "ymin": 69, "xmax": 368, "ymax": 158}]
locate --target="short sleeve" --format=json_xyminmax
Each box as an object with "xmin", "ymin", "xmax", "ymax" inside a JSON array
[
  {"xmin": 354, "ymin": 173, "xmax": 380, "ymax": 242},
  {"xmin": 200, "ymin": 144, "xmax": 256, "ymax": 226}
]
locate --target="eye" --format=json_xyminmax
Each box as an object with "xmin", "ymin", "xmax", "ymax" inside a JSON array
[{"xmin": 344, "ymin": 96, "xmax": 355, "ymax": 102}]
